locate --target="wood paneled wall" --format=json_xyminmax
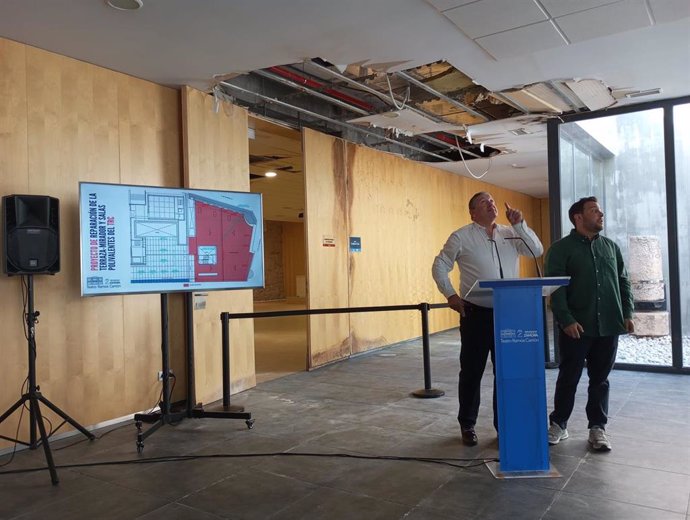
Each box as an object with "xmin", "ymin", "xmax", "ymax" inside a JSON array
[
  {"xmin": 303, "ymin": 130, "xmax": 351, "ymax": 366},
  {"xmin": 181, "ymin": 87, "xmax": 255, "ymax": 402},
  {"xmin": 282, "ymin": 222, "xmax": 305, "ymax": 298},
  {"xmin": 254, "ymin": 221, "xmax": 284, "ymax": 301},
  {"xmin": 0, "ymin": 38, "xmax": 182, "ymax": 448},
  {"xmin": 303, "ymin": 131, "xmax": 546, "ymax": 366}
]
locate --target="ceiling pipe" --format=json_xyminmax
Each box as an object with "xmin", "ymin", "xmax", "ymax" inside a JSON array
[
  {"xmin": 395, "ymin": 71, "xmax": 489, "ymax": 122},
  {"xmin": 268, "ymin": 66, "xmax": 375, "ymax": 111},
  {"xmin": 219, "ymin": 81, "xmax": 453, "ymax": 162},
  {"xmin": 254, "ymin": 69, "xmax": 371, "ymax": 116},
  {"xmin": 306, "ymin": 60, "xmax": 480, "ymax": 159}
]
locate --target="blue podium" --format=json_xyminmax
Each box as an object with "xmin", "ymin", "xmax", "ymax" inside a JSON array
[{"xmin": 476, "ymin": 276, "xmax": 570, "ymax": 479}]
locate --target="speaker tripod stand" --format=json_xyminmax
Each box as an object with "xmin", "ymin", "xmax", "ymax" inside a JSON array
[{"xmin": 0, "ymin": 275, "xmax": 94, "ymax": 485}]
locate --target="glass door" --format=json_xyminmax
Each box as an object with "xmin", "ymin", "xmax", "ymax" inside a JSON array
[{"xmin": 558, "ymin": 108, "xmax": 672, "ymax": 367}]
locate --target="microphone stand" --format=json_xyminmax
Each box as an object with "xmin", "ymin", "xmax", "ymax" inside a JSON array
[
  {"xmin": 505, "ymin": 236, "xmax": 542, "ymax": 277},
  {"xmin": 505, "ymin": 236, "xmax": 557, "ymax": 368},
  {"xmin": 488, "ymin": 239, "xmax": 504, "ymax": 279}
]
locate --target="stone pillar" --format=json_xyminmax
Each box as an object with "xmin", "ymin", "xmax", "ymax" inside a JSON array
[{"xmin": 628, "ymin": 235, "xmax": 669, "ymax": 336}]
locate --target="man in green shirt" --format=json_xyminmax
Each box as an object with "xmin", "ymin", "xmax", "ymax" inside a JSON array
[{"xmin": 545, "ymin": 196, "xmax": 634, "ymax": 451}]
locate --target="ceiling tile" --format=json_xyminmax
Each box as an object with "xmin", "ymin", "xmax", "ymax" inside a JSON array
[
  {"xmin": 427, "ymin": 0, "xmax": 476, "ymax": 12},
  {"xmin": 475, "ymin": 21, "xmax": 567, "ymax": 60},
  {"xmin": 348, "ymin": 108, "xmax": 463, "ymax": 136},
  {"xmin": 648, "ymin": 0, "xmax": 690, "ymax": 23},
  {"xmin": 555, "ymin": 0, "xmax": 652, "ymax": 44},
  {"xmin": 444, "ymin": 0, "xmax": 548, "ymax": 39},
  {"xmin": 539, "ymin": 0, "xmax": 620, "ymax": 18}
]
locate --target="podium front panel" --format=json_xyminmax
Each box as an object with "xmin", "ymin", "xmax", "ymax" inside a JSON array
[{"xmin": 493, "ymin": 285, "xmax": 549, "ymax": 472}]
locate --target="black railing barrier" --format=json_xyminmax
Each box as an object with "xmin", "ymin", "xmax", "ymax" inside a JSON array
[{"xmin": 220, "ymin": 302, "xmax": 453, "ymax": 404}]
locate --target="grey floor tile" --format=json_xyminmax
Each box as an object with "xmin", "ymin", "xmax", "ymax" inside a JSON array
[
  {"xmin": 417, "ymin": 468, "xmax": 509, "ymax": 517},
  {"xmin": 589, "ymin": 433, "xmax": 690, "ymax": 475},
  {"xmin": 110, "ymin": 457, "xmax": 247, "ymax": 501},
  {"xmin": 267, "ymin": 487, "xmax": 409, "ymax": 520},
  {"xmin": 250, "ymin": 442, "xmax": 369, "ymax": 486},
  {"xmin": 179, "ymin": 469, "xmax": 316, "ymax": 520},
  {"xmin": 323, "ymin": 458, "xmax": 457, "ymax": 506},
  {"xmin": 2, "ymin": 331, "xmax": 689, "ymax": 520},
  {"xmin": 543, "ymin": 492, "xmax": 686, "ymax": 520},
  {"xmin": 563, "ymin": 458, "xmax": 690, "ymax": 513},
  {"xmin": 136, "ymin": 503, "xmax": 229, "ymax": 519},
  {"xmin": 13, "ymin": 480, "xmax": 167, "ymax": 520},
  {"xmin": 0, "ymin": 468, "xmax": 106, "ymax": 519},
  {"xmin": 472, "ymin": 483, "xmax": 559, "ymax": 519},
  {"xmin": 400, "ymin": 506, "xmax": 460, "ymax": 519}
]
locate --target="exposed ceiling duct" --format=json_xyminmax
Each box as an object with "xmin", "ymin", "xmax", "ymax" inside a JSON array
[{"xmin": 219, "ymin": 58, "xmax": 631, "ymax": 175}]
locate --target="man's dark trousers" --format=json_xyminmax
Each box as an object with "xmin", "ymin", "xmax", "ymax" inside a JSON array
[
  {"xmin": 458, "ymin": 303, "xmax": 498, "ymax": 431},
  {"xmin": 550, "ymin": 331, "xmax": 618, "ymax": 429}
]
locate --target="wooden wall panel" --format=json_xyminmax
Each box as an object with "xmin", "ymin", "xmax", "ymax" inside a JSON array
[
  {"xmin": 254, "ymin": 221, "xmax": 284, "ymax": 301},
  {"xmin": 304, "ymin": 132, "xmax": 547, "ymax": 361},
  {"xmin": 117, "ymin": 75, "xmax": 184, "ymax": 406},
  {"xmin": 181, "ymin": 86, "xmax": 255, "ymax": 403},
  {"xmin": 24, "ymin": 47, "xmax": 128, "ymax": 423},
  {"xmin": 0, "ymin": 37, "xmax": 31, "ymax": 446},
  {"xmin": 0, "ymin": 39, "xmax": 182, "ymax": 448},
  {"xmin": 282, "ymin": 222, "xmax": 305, "ymax": 298},
  {"xmin": 303, "ymin": 129, "xmax": 350, "ymax": 366}
]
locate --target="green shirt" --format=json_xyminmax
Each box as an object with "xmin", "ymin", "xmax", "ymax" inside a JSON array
[{"xmin": 545, "ymin": 229, "xmax": 633, "ymax": 337}]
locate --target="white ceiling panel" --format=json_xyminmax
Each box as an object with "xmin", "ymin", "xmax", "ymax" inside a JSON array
[
  {"xmin": 648, "ymin": 0, "xmax": 690, "ymax": 23},
  {"xmin": 555, "ymin": 0, "xmax": 652, "ymax": 43},
  {"xmin": 475, "ymin": 20, "xmax": 567, "ymax": 59},
  {"xmin": 348, "ymin": 108, "xmax": 463, "ymax": 135},
  {"xmin": 427, "ymin": 0, "xmax": 476, "ymax": 12},
  {"xmin": 443, "ymin": 0, "xmax": 547, "ymax": 39},
  {"xmin": 539, "ymin": 0, "xmax": 621, "ymax": 18}
]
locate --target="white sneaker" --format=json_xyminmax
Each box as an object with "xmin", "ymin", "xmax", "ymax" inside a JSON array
[
  {"xmin": 548, "ymin": 422, "xmax": 569, "ymax": 445},
  {"xmin": 589, "ymin": 427, "xmax": 612, "ymax": 451}
]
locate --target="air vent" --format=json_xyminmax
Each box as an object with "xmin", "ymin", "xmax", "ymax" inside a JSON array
[
  {"xmin": 625, "ymin": 88, "xmax": 662, "ymax": 99},
  {"xmin": 509, "ymin": 128, "xmax": 531, "ymax": 136}
]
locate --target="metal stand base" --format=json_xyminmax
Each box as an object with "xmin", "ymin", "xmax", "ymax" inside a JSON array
[
  {"xmin": 134, "ymin": 407, "xmax": 188, "ymax": 454},
  {"xmin": 486, "ymin": 461, "xmax": 561, "ymax": 479},
  {"xmin": 0, "ymin": 275, "xmax": 95, "ymax": 485},
  {"xmin": 133, "ymin": 402, "xmax": 254, "ymax": 453},
  {"xmin": 411, "ymin": 388, "xmax": 445, "ymax": 398},
  {"xmin": 192, "ymin": 402, "xmax": 254, "ymax": 426}
]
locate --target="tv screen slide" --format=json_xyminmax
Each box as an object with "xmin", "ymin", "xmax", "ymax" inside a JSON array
[{"xmin": 79, "ymin": 182, "xmax": 264, "ymax": 296}]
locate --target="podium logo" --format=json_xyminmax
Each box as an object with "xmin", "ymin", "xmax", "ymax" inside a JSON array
[{"xmin": 500, "ymin": 328, "xmax": 539, "ymax": 344}]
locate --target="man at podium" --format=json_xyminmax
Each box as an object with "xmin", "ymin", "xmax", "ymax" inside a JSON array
[{"xmin": 432, "ymin": 191, "xmax": 543, "ymax": 446}]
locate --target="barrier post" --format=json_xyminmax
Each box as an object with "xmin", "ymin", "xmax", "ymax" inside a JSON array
[{"xmin": 412, "ymin": 303, "xmax": 445, "ymax": 398}]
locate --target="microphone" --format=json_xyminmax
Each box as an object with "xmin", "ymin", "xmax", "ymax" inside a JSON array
[
  {"xmin": 487, "ymin": 239, "xmax": 504, "ymax": 279},
  {"xmin": 506, "ymin": 236, "xmax": 542, "ymax": 277}
]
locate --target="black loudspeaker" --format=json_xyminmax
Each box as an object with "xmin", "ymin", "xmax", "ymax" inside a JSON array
[{"xmin": 3, "ymin": 195, "xmax": 60, "ymax": 275}]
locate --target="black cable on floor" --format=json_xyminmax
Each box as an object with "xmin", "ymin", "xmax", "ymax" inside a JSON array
[{"xmin": 0, "ymin": 451, "xmax": 499, "ymax": 476}]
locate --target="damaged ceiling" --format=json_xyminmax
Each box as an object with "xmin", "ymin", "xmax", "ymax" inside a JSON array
[{"xmin": 1, "ymin": 0, "xmax": 689, "ymax": 198}]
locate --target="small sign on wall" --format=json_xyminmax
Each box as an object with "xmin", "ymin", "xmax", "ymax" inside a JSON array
[
  {"xmin": 322, "ymin": 235, "xmax": 335, "ymax": 247},
  {"xmin": 349, "ymin": 236, "xmax": 361, "ymax": 253},
  {"xmin": 193, "ymin": 293, "xmax": 208, "ymax": 310}
]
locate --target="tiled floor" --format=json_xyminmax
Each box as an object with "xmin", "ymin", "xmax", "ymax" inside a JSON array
[{"xmin": 1, "ymin": 329, "xmax": 689, "ymax": 519}]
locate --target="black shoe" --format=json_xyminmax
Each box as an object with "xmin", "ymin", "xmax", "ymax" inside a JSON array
[{"xmin": 461, "ymin": 427, "xmax": 478, "ymax": 446}]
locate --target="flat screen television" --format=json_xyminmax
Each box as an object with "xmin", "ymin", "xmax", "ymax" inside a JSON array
[{"xmin": 79, "ymin": 182, "xmax": 264, "ymax": 296}]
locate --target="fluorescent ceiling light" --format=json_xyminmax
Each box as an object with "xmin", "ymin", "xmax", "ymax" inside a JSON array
[
  {"xmin": 625, "ymin": 88, "xmax": 662, "ymax": 99},
  {"xmin": 264, "ymin": 171, "xmax": 277, "ymax": 177},
  {"xmin": 107, "ymin": 0, "xmax": 143, "ymax": 10}
]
